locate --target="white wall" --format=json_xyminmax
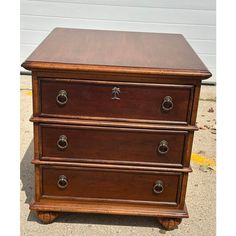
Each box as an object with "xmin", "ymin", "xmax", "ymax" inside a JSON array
[{"xmin": 21, "ymin": 0, "xmax": 216, "ymax": 83}]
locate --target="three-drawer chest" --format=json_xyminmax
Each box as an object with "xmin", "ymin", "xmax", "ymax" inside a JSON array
[{"xmin": 22, "ymin": 28, "xmax": 211, "ymax": 230}]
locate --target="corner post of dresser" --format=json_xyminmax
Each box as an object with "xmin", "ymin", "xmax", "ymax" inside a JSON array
[
  {"xmin": 31, "ymin": 71, "xmax": 42, "ymax": 203},
  {"xmin": 33, "ymin": 123, "xmax": 41, "ymax": 161},
  {"xmin": 32, "ymin": 71, "xmax": 41, "ymax": 117},
  {"xmin": 183, "ymin": 131, "xmax": 195, "ymax": 168},
  {"xmin": 190, "ymin": 80, "xmax": 202, "ymax": 125},
  {"xmin": 181, "ymin": 79, "xmax": 202, "ymax": 168},
  {"xmin": 178, "ymin": 172, "xmax": 189, "ymax": 209},
  {"xmin": 34, "ymin": 165, "xmax": 42, "ymax": 202}
]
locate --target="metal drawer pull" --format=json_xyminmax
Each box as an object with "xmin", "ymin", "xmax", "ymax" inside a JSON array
[
  {"xmin": 157, "ymin": 140, "xmax": 169, "ymax": 154},
  {"xmin": 162, "ymin": 96, "xmax": 173, "ymax": 111},
  {"xmin": 57, "ymin": 135, "xmax": 68, "ymax": 150},
  {"xmin": 153, "ymin": 180, "xmax": 164, "ymax": 194},
  {"xmin": 57, "ymin": 175, "xmax": 68, "ymax": 189},
  {"xmin": 56, "ymin": 90, "xmax": 68, "ymax": 105}
]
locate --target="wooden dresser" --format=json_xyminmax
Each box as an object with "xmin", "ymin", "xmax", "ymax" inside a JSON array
[{"xmin": 22, "ymin": 28, "xmax": 211, "ymax": 230}]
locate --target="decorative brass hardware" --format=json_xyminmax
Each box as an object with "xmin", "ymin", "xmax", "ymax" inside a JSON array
[
  {"xmin": 112, "ymin": 87, "xmax": 121, "ymax": 100},
  {"xmin": 162, "ymin": 96, "xmax": 173, "ymax": 111},
  {"xmin": 57, "ymin": 175, "xmax": 68, "ymax": 189},
  {"xmin": 57, "ymin": 135, "xmax": 68, "ymax": 150},
  {"xmin": 157, "ymin": 140, "xmax": 169, "ymax": 155},
  {"xmin": 153, "ymin": 180, "xmax": 164, "ymax": 194},
  {"xmin": 56, "ymin": 90, "xmax": 68, "ymax": 105}
]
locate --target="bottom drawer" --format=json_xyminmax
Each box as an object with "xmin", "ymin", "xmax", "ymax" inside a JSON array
[{"xmin": 41, "ymin": 165, "xmax": 183, "ymax": 206}]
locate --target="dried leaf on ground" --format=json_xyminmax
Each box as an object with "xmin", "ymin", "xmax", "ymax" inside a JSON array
[
  {"xmin": 199, "ymin": 164, "xmax": 211, "ymax": 172},
  {"xmin": 208, "ymin": 107, "xmax": 214, "ymax": 113},
  {"xmin": 208, "ymin": 166, "xmax": 216, "ymax": 171},
  {"xmin": 198, "ymin": 150, "xmax": 206, "ymax": 155}
]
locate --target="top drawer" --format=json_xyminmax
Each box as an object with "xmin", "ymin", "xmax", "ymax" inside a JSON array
[{"xmin": 38, "ymin": 78, "xmax": 194, "ymax": 124}]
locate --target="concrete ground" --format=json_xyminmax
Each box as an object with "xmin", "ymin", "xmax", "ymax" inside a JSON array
[{"xmin": 20, "ymin": 75, "xmax": 216, "ymax": 236}]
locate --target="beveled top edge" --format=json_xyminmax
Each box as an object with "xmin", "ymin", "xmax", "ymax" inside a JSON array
[
  {"xmin": 21, "ymin": 61, "xmax": 212, "ymax": 80},
  {"xmin": 21, "ymin": 28, "xmax": 212, "ymax": 80}
]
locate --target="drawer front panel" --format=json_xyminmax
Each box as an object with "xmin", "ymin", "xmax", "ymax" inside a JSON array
[
  {"xmin": 41, "ymin": 166, "xmax": 181, "ymax": 204},
  {"xmin": 41, "ymin": 124, "xmax": 187, "ymax": 167},
  {"xmin": 40, "ymin": 79, "xmax": 193, "ymax": 124}
]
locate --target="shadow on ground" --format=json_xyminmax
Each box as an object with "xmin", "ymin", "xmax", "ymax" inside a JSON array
[
  {"xmin": 21, "ymin": 139, "xmax": 34, "ymax": 204},
  {"xmin": 28, "ymin": 211, "xmax": 165, "ymax": 230}
]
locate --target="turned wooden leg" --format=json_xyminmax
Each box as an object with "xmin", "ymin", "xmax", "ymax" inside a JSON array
[
  {"xmin": 158, "ymin": 217, "xmax": 182, "ymax": 230},
  {"xmin": 36, "ymin": 211, "xmax": 60, "ymax": 224}
]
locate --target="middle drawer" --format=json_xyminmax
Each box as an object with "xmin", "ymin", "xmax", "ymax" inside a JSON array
[{"xmin": 39, "ymin": 123, "xmax": 189, "ymax": 167}]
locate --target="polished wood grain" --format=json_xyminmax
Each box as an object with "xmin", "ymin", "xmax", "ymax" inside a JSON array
[
  {"xmin": 40, "ymin": 123, "xmax": 188, "ymax": 167},
  {"xmin": 32, "ymin": 160, "xmax": 192, "ymax": 173},
  {"xmin": 22, "ymin": 28, "xmax": 211, "ymax": 79},
  {"xmin": 22, "ymin": 28, "xmax": 211, "ymax": 229},
  {"xmin": 35, "ymin": 70, "xmax": 204, "ymax": 84},
  {"xmin": 40, "ymin": 78, "xmax": 193, "ymax": 124},
  {"xmin": 30, "ymin": 200, "xmax": 189, "ymax": 218},
  {"xmin": 32, "ymin": 73, "xmax": 40, "ymax": 116},
  {"xmin": 31, "ymin": 116, "xmax": 198, "ymax": 131},
  {"xmin": 41, "ymin": 165, "xmax": 181, "ymax": 205}
]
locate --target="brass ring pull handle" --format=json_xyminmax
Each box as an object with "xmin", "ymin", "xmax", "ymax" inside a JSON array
[
  {"xmin": 153, "ymin": 180, "xmax": 164, "ymax": 194},
  {"xmin": 56, "ymin": 90, "xmax": 68, "ymax": 105},
  {"xmin": 57, "ymin": 175, "xmax": 68, "ymax": 189},
  {"xmin": 162, "ymin": 96, "xmax": 173, "ymax": 111},
  {"xmin": 57, "ymin": 135, "xmax": 68, "ymax": 150},
  {"xmin": 157, "ymin": 140, "xmax": 169, "ymax": 155}
]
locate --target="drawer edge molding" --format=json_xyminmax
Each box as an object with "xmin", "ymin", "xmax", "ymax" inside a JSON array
[
  {"xmin": 41, "ymin": 195, "xmax": 178, "ymax": 207},
  {"xmin": 34, "ymin": 70, "xmax": 203, "ymax": 85},
  {"xmin": 30, "ymin": 116, "xmax": 198, "ymax": 131},
  {"xmin": 31, "ymin": 160, "xmax": 192, "ymax": 173},
  {"xmin": 29, "ymin": 200, "xmax": 189, "ymax": 218},
  {"xmin": 41, "ymin": 156, "xmax": 184, "ymax": 168},
  {"xmin": 39, "ymin": 77, "xmax": 194, "ymax": 87}
]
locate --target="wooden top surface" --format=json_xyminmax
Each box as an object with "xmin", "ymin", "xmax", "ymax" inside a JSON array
[{"xmin": 22, "ymin": 28, "xmax": 211, "ymax": 79}]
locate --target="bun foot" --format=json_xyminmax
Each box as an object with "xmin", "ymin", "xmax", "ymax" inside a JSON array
[
  {"xmin": 36, "ymin": 211, "xmax": 60, "ymax": 224},
  {"xmin": 158, "ymin": 217, "xmax": 182, "ymax": 230}
]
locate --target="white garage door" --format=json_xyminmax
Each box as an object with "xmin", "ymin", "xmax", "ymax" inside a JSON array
[{"xmin": 21, "ymin": 0, "xmax": 216, "ymax": 83}]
